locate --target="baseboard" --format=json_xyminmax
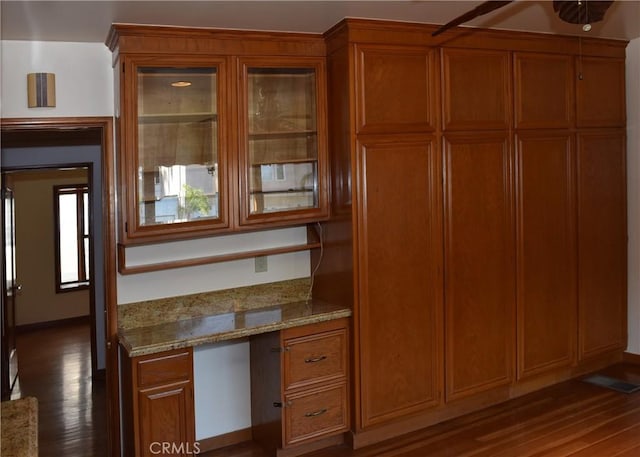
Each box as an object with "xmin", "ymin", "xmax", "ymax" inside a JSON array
[
  {"xmin": 197, "ymin": 428, "xmax": 252, "ymax": 453},
  {"xmin": 623, "ymin": 352, "xmax": 640, "ymax": 365},
  {"xmin": 17, "ymin": 315, "xmax": 90, "ymax": 333}
]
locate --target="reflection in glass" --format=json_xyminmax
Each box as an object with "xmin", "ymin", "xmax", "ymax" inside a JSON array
[
  {"xmin": 137, "ymin": 67, "xmax": 219, "ymax": 226},
  {"xmin": 247, "ymin": 67, "xmax": 319, "ymax": 215}
]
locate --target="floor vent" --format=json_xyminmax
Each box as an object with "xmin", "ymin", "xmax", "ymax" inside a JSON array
[{"xmin": 582, "ymin": 374, "xmax": 640, "ymax": 394}]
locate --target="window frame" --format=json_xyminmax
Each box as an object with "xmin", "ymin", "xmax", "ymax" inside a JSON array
[{"xmin": 53, "ymin": 183, "xmax": 91, "ymax": 293}]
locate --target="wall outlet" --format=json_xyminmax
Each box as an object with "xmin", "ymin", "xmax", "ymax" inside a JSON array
[{"xmin": 254, "ymin": 255, "xmax": 268, "ymax": 273}]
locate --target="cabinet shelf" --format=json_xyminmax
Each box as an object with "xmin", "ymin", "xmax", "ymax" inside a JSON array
[
  {"xmin": 250, "ymin": 188, "xmax": 314, "ymax": 195},
  {"xmin": 250, "ymin": 158, "xmax": 317, "ymax": 166},
  {"xmin": 139, "ymin": 112, "xmax": 218, "ymax": 124},
  {"xmin": 249, "ymin": 130, "xmax": 317, "ymax": 139},
  {"xmin": 117, "ymin": 224, "xmax": 322, "ymax": 275}
]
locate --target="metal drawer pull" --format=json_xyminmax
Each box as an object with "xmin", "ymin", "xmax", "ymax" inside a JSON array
[
  {"xmin": 304, "ymin": 355, "xmax": 327, "ymax": 363},
  {"xmin": 304, "ymin": 408, "xmax": 328, "ymax": 417}
]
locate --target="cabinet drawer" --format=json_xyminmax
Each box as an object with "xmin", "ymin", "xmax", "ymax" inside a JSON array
[
  {"xmin": 136, "ymin": 349, "xmax": 192, "ymax": 388},
  {"xmin": 284, "ymin": 382, "xmax": 348, "ymax": 446},
  {"xmin": 283, "ymin": 328, "xmax": 347, "ymax": 390}
]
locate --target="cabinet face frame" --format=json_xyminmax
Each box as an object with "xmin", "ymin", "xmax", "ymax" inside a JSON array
[
  {"xmin": 118, "ymin": 55, "xmax": 232, "ymax": 244},
  {"xmin": 237, "ymin": 56, "xmax": 330, "ymax": 227}
]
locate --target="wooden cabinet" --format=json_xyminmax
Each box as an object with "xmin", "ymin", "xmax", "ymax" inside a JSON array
[
  {"xmin": 443, "ymin": 133, "xmax": 516, "ymax": 401},
  {"xmin": 251, "ymin": 318, "xmax": 350, "ymax": 455},
  {"xmin": 118, "ymin": 57, "xmax": 230, "ymax": 243},
  {"xmin": 319, "ymin": 19, "xmax": 627, "ymax": 449},
  {"xmin": 108, "ymin": 25, "xmax": 329, "ymax": 244},
  {"xmin": 121, "ymin": 348, "xmax": 195, "ymax": 457},
  {"xmin": 321, "ymin": 29, "xmax": 444, "ymax": 435},
  {"xmin": 515, "ymin": 132, "xmax": 577, "ymax": 379},
  {"xmin": 238, "ymin": 58, "xmax": 329, "ymax": 226},
  {"xmin": 577, "ymin": 131, "xmax": 627, "ymax": 360},
  {"xmin": 576, "ymin": 57, "xmax": 626, "ymax": 128}
]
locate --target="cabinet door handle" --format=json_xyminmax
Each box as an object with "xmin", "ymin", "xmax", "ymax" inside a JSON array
[
  {"xmin": 304, "ymin": 408, "xmax": 328, "ymax": 418},
  {"xmin": 304, "ymin": 355, "xmax": 327, "ymax": 363}
]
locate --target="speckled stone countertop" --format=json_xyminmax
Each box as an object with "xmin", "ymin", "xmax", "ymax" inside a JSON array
[
  {"xmin": 118, "ymin": 278, "xmax": 351, "ymax": 357},
  {"xmin": 1, "ymin": 396, "xmax": 38, "ymax": 457}
]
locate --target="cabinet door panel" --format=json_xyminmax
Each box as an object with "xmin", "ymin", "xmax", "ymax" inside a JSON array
[
  {"xmin": 444, "ymin": 133, "xmax": 515, "ymax": 401},
  {"xmin": 357, "ymin": 139, "xmax": 442, "ymax": 428},
  {"xmin": 516, "ymin": 133, "xmax": 576, "ymax": 379},
  {"xmin": 577, "ymin": 57, "xmax": 626, "ymax": 128},
  {"xmin": 355, "ymin": 45, "xmax": 436, "ymax": 134},
  {"xmin": 514, "ymin": 53, "xmax": 574, "ymax": 129},
  {"xmin": 138, "ymin": 382, "xmax": 194, "ymax": 457},
  {"xmin": 442, "ymin": 49, "xmax": 511, "ymax": 131},
  {"xmin": 577, "ymin": 132, "xmax": 627, "ymax": 360}
]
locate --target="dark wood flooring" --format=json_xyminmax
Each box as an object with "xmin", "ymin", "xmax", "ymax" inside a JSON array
[
  {"xmin": 10, "ymin": 319, "xmax": 107, "ymax": 457},
  {"xmin": 8, "ymin": 320, "xmax": 640, "ymax": 457}
]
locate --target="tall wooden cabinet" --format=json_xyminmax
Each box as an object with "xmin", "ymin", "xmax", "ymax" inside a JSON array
[
  {"xmin": 318, "ymin": 26, "xmax": 444, "ymax": 437},
  {"xmin": 513, "ymin": 52, "xmax": 578, "ymax": 380},
  {"xmin": 317, "ymin": 19, "xmax": 628, "ymax": 448}
]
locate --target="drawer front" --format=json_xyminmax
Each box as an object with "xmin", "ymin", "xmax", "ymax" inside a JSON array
[
  {"xmin": 284, "ymin": 328, "xmax": 347, "ymax": 390},
  {"xmin": 136, "ymin": 349, "xmax": 192, "ymax": 388},
  {"xmin": 284, "ymin": 382, "xmax": 348, "ymax": 446}
]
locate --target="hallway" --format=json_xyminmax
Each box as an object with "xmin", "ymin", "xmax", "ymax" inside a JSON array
[{"xmin": 11, "ymin": 319, "xmax": 107, "ymax": 457}]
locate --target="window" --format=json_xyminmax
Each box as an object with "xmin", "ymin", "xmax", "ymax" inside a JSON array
[{"xmin": 54, "ymin": 184, "xmax": 90, "ymax": 292}]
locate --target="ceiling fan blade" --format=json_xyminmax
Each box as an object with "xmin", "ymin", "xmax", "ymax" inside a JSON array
[
  {"xmin": 553, "ymin": 0, "xmax": 614, "ymax": 24},
  {"xmin": 432, "ymin": 0, "xmax": 515, "ymax": 36}
]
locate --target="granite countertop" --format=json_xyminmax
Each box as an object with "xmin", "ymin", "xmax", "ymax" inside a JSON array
[
  {"xmin": 1, "ymin": 396, "xmax": 38, "ymax": 457},
  {"xmin": 119, "ymin": 299, "xmax": 351, "ymax": 357},
  {"xmin": 118, "ymin": 279, "xmax": 351, "ymax": 357}
]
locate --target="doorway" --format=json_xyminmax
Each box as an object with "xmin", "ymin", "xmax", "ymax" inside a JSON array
[{"xmin": 0, "ymin": 117, "xmax": 119, "ymax": 457}]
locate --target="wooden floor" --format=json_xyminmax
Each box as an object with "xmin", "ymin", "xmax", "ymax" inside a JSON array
[
  {"xmin": 8, "ymin": 320, "xmax": 640, "ymax": 457},
  {"xmin": 10, "ymin": 319, "xmax": 107, "ymax": 457},
  {"xmin": 204, "ymin": 363, "xmax": 640, "ymax": 457}
]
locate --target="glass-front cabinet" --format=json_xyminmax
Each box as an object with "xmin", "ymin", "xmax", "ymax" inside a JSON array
[
  {"xmin": 239, "ymin": 58, "xmax": 328, "ymax": 226},
  {"xmin": 119, "ymin": 57, "xmax": 229, "ymax": 243},
  {"xmin": 117, "ymin": 52, "xmax": 327, "ymax": 244}
]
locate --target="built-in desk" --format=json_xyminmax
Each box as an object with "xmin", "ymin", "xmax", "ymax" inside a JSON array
[
  {"xmin": 118, "ymin": 279, "xmax": 351, "ymax": 457},
  {"xmin": 119, "ymin": 299, "xmax": 351, "ymax": 358}
]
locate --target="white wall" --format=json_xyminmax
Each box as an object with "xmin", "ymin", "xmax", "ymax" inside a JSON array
[
  {"xmin": 0, "ymin": 40, "xmax": 113, "ymax": 117},
  {"xmin": 627, "ymin": 37, "xmax": 640, "ymax": 355}
]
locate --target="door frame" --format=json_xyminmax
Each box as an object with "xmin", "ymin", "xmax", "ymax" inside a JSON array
[
  {"xmin": 0, "ymin": 116, "xmax": 119, "ymax": 457},
  {"xmin": 1, "ymin": 185, "xmax": 18, "ymax": 398}
]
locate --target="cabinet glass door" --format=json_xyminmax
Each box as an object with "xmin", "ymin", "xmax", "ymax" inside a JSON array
[
  {"xmin": 245, "ymin": 66, "xmax": 320, "ymax": 217},
  {"xmin": 136, "ymin": 67, "xmax": 220, "ymax": 227}
]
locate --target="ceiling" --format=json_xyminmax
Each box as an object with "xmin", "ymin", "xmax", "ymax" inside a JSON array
[{"xmin": 1, "ymin": 1, "xmax": 639, "ymax": 44}]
